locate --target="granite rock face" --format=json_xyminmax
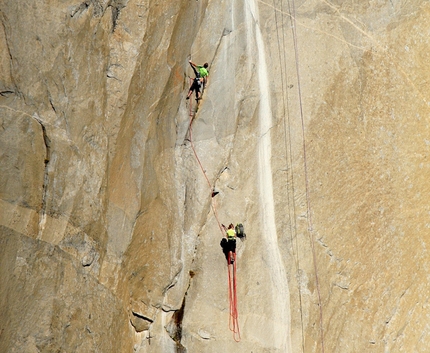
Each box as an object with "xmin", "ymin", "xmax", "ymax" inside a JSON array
[{"xmin": 1, "ymin": 0, "xmax": 430, "ymax": 352}]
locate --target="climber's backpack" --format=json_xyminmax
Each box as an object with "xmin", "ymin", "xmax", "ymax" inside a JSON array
[{"xmin": 235, "ymin": 223, "xmax": 246, "ymax": 239}]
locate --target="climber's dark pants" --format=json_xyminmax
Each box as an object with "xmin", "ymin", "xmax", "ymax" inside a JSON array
[{"xmin": 189, "ymin": 78, "xmax": 201, "ymax": 95}]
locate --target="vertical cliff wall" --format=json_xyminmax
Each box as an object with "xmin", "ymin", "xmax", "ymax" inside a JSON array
[{"xmin": 1, "ymin": 0, "xmax": 430, "ymax": 352}]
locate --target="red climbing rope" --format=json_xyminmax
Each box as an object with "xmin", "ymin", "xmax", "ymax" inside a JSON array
[
  {"xmin": 187, "ymin": 102, "xmax": 224, "ymax": 235},
  {"xmin": 186, "ymin": 96, "xmax": 240, "ymax": 342},
  {"xmin": 227, "ymin": 251, "xmax": 240, "ymax": 342}
]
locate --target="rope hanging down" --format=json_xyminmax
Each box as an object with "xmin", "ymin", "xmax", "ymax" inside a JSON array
[
  {"xmin": 187, "ymin": 109, "xmax": 224, "ymax": 235},
  {"xmin": 276, "ymin": 0, "xmax": 325, "ymax": 350},
  {"xmin": 227, "ymin": 252, "xmax": 240, "ymax": 342},
  {"xmin": 186, "ymin": 100, "xmax": 241, "ymax": 342},
  {"xmin": 268, "ymin": 0, "xmax": 325, "ymax": 350},
  {"xmin": 273, "ymin": 0, "xmax": 306, "ymax": 350}
]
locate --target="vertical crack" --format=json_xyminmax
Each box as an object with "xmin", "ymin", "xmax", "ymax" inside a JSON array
[
  {"xmin": 111, "ymin": 4, "xmax": 125, "ymax": 32},
  {"xmin": 33, "ymin": 115, "xmax": 51, "ymax": 236},
  {"xmin": 165, "ymin": 271, "xmax": 194, "ymax": 353},
  {"xmin": 167, "ymin": 297, "xmax": 187, "ymax": 353},
  {"xmin": 0, "ymin": 10, "xmax": 19, "ymax": 94}
]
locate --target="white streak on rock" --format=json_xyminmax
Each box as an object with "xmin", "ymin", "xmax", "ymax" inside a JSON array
[{"xmin": 246, "ymin": 0, "xmax": 292, "ymax": 351}]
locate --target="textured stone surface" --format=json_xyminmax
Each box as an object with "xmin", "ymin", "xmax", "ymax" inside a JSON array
[
  {"xmin": 1, "ymin": 0, "xmax": 430, "ymax": 352},
  {"xmin": 0, "ymin": 227, "xmax": 129, "ymax": 353}
]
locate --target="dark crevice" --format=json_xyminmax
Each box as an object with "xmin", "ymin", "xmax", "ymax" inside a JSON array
[
  {"xmin": 167, "ymin": 297, "xmax": 187, "ymax": 353},
  {"xmin": 71, "ymin": 2, "xmax": 90, "ymax": 18},
  {"xmin": 132, "ymin": 311, "xmax": 153, "ymax": 323},
  {"xmin": 165, "ymin": 271, "xmax": 195, "ymax": 353},
  {"xmin": 111, "ymin": 5, "xmax": 125, "ymax": 32},
  {"xmin": 33, "ymin": 116, "xmax": 51, "ymax": 216},
  {"xmin": 111, "ymin": 6, "xmax": 119, "ymax": 30},
  {"xmin": 38, "ymin": 120, "xmax": 51, "ymax": 166},
  {"xmin": 72, "ymin": 0, "xmax": 126, "ymax": 30},
  {"xmin": 70, "ymin": 0, "xmax": 127, "ymax": 20},
  {"xmin": 49, "ymin": 97, "xmax": 56, "ymax": 113},
  {"xmin": 130, "ymin": 311, "xmax": 153, "ymax": 333}
]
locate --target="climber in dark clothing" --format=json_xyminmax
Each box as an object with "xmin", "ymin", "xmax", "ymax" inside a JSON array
[
  {"xmin": 186, "ymin": 60, "xmax": 209, "ymax": 101},
  {"xmin": 220, "ymin": 223, "xmax": 236, "ymax": 264}
]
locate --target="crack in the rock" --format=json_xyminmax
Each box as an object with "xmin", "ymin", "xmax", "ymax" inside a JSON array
[
  {"xmin": 165, "ymin": 271, "xmax": 193, "ymax": 353},
  {"xmin": 132, "ymin": 311, "xmax": 154, "ymax": 323},
  {"xmin": 48, "ymin": 97, "xmax": 56, "ymax": 113},
  {"xmin": 110, "ymin": 2, "xmax": 126, "ymax": 32},
  {"xmin": 33, "ymin": 115, "xmax": 51, "ymax": 234},
  {"xmin": 0, "ymin": 13, "xmax": 19, "ymax": 94},
  {"xmin": 72, "ymin": 0, "xmax": 127, "ymax": 31},
  {"xmin": 70, "ymin": 2, "xmax": 90, "ymax": 18},
  {"xmin": 0, "ymin": 90, "xmax": 14, "ymax": 97},
  {"xmin": 162, "ymin": 265, "xmax": 183, "ymax": 295}
]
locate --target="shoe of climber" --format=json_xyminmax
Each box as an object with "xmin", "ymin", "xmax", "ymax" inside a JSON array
[{"xmin": 186, "ymin": 96, "xmax": 190, "ymax": 100}]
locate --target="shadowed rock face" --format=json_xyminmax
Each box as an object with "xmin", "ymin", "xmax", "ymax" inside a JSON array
[{"xmin": 1, "ymin": 0, "xmax": 430, "ymax": 352}]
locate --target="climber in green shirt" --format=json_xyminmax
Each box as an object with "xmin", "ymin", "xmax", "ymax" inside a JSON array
[
  {"xmin": 186, "ymin": 60, "xmax": 209, "ymax": 101},
  {"xmin": 189, "ymin": 60, "xmax": 209, "ymax": 86}
]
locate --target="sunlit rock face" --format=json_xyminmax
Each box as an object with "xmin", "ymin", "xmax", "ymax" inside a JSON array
[{"xmin": 1, "ymin": 0, "xmax": 430, "ymax": 352}]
